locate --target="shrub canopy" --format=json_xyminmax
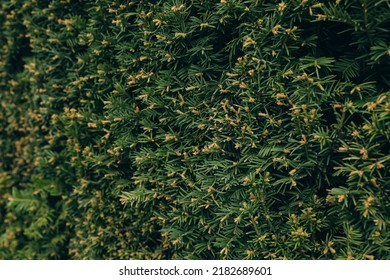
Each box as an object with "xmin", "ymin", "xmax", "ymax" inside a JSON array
[{"xmin": 1, "ymin": 0, "xmax": 389, "ymax": 259}]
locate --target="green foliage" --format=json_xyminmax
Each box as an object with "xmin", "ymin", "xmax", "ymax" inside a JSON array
[{"xmin": 1, "ymin": 0, "xmax": 389, "ymax": 259}]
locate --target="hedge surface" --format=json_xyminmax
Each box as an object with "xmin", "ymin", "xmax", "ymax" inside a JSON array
[{"xmin": 1, "ymin": 0, "xmax": 389, "ymax": 259}]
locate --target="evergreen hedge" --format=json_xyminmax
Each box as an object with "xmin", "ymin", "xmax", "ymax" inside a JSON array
[{"xmin": 1, "ymin": 0, "xmax": 389, "ymax": 259}]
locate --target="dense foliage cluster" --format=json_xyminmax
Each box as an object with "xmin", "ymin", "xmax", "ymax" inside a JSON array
[{"xmin": 1, "ymin": 0, "xmax": 389, "ymax": 259}]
